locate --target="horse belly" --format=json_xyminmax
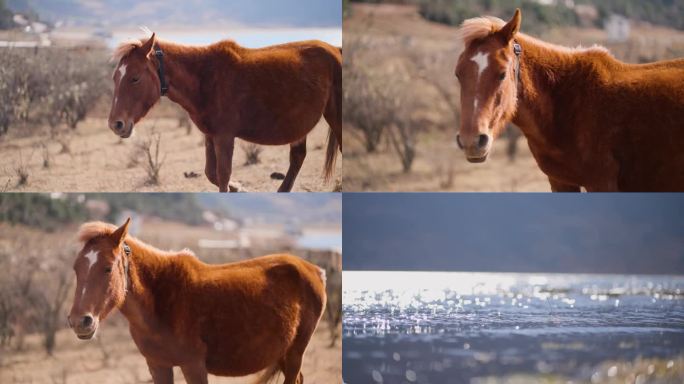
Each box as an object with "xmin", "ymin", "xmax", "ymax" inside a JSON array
[
  {"xmin": 204, "ymin": 338, "xmax": 289, "ymax": 376},
  {"xmin": 236, "ymin": 107, "xmax": 326, "ymax": 146},
  {"xmin": 234, "ymin": 61, "xmax": 331, "ymax": 145}
]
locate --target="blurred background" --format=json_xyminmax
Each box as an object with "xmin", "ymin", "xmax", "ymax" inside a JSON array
[
  {"xmin": 0, "ymin": 0, "xmax": 342, "ymax": 193},
  {"xmin": 342, "ymin": 0, "xmax": 684, "ymax": 192},
  {"xmin": 0, "ymin": 193, "xmax": 342, "ymax": 383}
]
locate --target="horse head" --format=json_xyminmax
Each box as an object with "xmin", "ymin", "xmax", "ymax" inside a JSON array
[
  {"xmin": 454, "ymin": 9, "xmax": 522, "ymax": 162},
  {"xmin": 109, "ymin": 33, "xmax": 163, "ymax": 138},
  {"xmin": 68, "ymin": 219, "xmax": 131, "ymax": 340}
]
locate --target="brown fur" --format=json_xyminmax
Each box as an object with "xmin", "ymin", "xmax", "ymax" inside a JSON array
[
  {"xmin": 109, "ymin": 33, "xmax": 342, "ymax": 192},
  {"xmin": 68, "ymin": 219, "xmax": 327, "ymax": 384},
  {"xmin": 455, "ymin": 9, "xmax": 684, "ymax": 191}
]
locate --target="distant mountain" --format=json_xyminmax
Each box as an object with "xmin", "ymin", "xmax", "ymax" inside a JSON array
[
  {"xmin": 7, "ymin": 0, "xmax": 341, "ymax": 27},
  {"xmin": 196, "ymin": 194, "xmax": 341, "ymax": 226}
]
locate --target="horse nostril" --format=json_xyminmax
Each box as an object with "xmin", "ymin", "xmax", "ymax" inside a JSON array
[
  {"xmin": 456, "ymin": 135, "xmax": 464, "ymax": 150},
  {"xmin": 115, "ymin": 121, "xmax": 124, "ymax": 131},
  {"xmin": 82, "ymin": 315, "xmax": 93, "ymax": 328},
  {"xmin": 478, "ymin": 134, "xmax": 489, "ymax": 149}
]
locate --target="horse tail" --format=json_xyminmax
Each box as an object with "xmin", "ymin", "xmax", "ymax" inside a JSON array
[
  {"xmin": 324, "ymin": 127, "xmax": 339, "ymax": 183},
  {"xmin": 323, "ymin": 47, "xmax": 342, "ymax": 183}
]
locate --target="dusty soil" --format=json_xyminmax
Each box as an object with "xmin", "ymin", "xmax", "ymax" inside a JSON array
[
  {"xmin": 0, "ymin": 106, "xmax": 341, "ymax": 193},
  {"xmin": 345, "ymin": 129, "xmax": 549, "ymax": 192},
  {"xmin": 0, "ymin": 324, "xmax": 341, "ymax": 384}
]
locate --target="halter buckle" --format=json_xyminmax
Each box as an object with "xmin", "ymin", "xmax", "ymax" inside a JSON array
[{"xmin": 513, "ymin": 42, "xmax": 522, "ymax": 56}]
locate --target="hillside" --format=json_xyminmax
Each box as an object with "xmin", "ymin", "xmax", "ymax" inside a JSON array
[{"xmin": 7, "ymin": 0, "xmax": 342, "ymax": 27}]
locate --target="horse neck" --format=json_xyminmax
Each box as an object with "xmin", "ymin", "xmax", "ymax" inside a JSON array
[
  {"xmin": 156, "ymin": 41, "xmax": 211, "ymax": 117},
  {"xmin": 513, "ymin": 35, "xmax": 609, "ymax": 139},
  {"xmin": 118, "ymin": 243, "xmax": 185, "ymax": 329}
]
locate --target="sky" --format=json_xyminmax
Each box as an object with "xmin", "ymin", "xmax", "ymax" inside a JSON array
[
  {"xmin": 9, "ymin": 0, "xmax": 342, "ymax": 27},
  {"xmin": 343, "ymin": 193, "xmax": 684, "ymax": 274}
]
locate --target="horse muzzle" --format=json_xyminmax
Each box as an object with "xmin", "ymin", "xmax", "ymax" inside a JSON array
[
  {"xmin": 69, "ymin": 313, "xmax": 98, "ymax": 340},
  {"xmin": 456, "ymin": 133, "xmax": 492, "ymax": 163},
  {"xmin": 109, "ymin": 120, "xmax": 134, "ymax": 138}
]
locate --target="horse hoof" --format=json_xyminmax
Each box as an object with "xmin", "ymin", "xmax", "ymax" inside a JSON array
[
  {"xmin": 270, "ymin": 172, "xmax": 286, "ymax": 180},
  {"xmin": 228, "ymin": 181, "xmax": 244, "ymax": 192}
]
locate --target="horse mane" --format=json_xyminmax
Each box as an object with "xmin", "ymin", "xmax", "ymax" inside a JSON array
[
  {"xmin": 456, "ymin": 16, "xmax": 609, "ymax": 56},
  {"xmin": 456, "ymin": 16, "xmax": 506, "ymax": 46},
  {"xmin": 111, "ymin": 27, "xmax": 240, "ymax": 64},
  {"xmin": 112, "ymin": 39, "xmax": 143, "ymax": 62},
  {"xmin": 77, "ymin": 221, "xmax": 195, "ymax": 258}
]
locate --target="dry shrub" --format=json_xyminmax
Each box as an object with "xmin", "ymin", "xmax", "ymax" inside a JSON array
[
  {"xmin": 0, "ymin": 47, "xmax": 110, "ymax": 137},
  {"xmin": 177, "ymin": 113, "xmax": 193, "ymax": 135},
  {"xmin": 14, "ymin": 150, "xmax": 31, "ymax": 186},
  {"xmin": 41, "ymin": 143, "xmax": 51, "ymax": 168},
  {"xmin": 135, "ymin": 129, "xmax": 166, "ymax": 185},
  {"xmin": 242, "ymin": 142, "xmax": 262, "ymax": 165}
]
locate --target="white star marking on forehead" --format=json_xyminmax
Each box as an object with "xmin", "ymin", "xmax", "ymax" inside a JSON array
[
  {"xmin": 84, "ymin": 250, "xmax": 98, "ymax": 271},
  {"xmin": 470, "ymin": 51, "xmax": 489, "ymax": 79},
  {"xmin": 118, "ymin": 64, "xmax": 127, "ymax": 80}
]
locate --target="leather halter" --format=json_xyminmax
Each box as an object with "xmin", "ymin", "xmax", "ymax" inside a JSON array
[
  {"xmin": 121, "ymin": 242, "xmax": 131, "ymax": 293},
  {"xmin": 154, "ymin": 45, "xmax": 169, "ymax": 96},
  {"xmin": 513, "ymin": 41, "xmax": 522, "ymax": 89}
]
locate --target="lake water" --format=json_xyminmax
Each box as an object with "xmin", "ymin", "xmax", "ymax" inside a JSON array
[
  {"xmin": 107, "ymin": 27, "xmax": 341, "ymax": 49},
  {"xmin": 343, "ymin": 271, "xmax": 684, "ymax": 383}
]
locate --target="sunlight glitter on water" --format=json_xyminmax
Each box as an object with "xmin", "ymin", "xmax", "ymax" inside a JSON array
[{"xmin": 343, "ymin": 271, "xmax": 684, "ymax": 383}]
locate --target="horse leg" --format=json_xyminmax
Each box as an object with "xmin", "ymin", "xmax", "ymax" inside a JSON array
[
  {"xmin": 278, "ymin": 138, "xmax": 307, "ymax": 192},
  {"xmin": 204, "ymin": 136, "xmax": 218, "ymax": 187},
  {"xmin": 213, "ymin": 135, "xmax": 235, "ymax": 193},
  {"xmin": 281, "ymin": 317, "xmax": 319, "ymax": 384},
  {"xmin": 147, "ymin": 362, "xmax": 173, "ymax": 384},
  {"xmin": 548, "ymin": 177, "xmax": 581, "ymax": 192},
  {"xmin": 180, "ymin": 361, "xmax": 208, "ymax": 384},
  {"xmin": 281, "ymin": 349, "xmax": 305, "ymax": 384}
]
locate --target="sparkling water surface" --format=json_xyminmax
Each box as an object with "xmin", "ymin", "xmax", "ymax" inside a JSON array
[{"xmin": 343, "ymin": 271, "xmax": 684, "ymax": 383}]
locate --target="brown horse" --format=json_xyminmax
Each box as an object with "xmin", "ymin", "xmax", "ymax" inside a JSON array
[
  {"xmin": 108, "ymin": 32, "xmax": 342, "ymax": 192},
  {"xmin": 454, "ymin": 9, "xmax": 684, "ymax": 191},
  {"xmin": 67, "ymin": 219, "xmax": 327, "ymax": 384}
]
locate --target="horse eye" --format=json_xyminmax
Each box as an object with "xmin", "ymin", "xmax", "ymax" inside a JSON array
[
  {"xmin": 131, "ymin": 76, "xmax": 140, "ymax": 84},
  {"xmin": 499, "ymin": 72, "xmax": 506, "ymax": 81},
  {"xmin": 104, "ymin": 266, "xmax": 112, "ymax": 273}
]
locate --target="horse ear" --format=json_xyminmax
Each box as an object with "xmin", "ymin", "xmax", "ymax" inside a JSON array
[
  {"xmin": 141, "ymin": 32, "xmax": 156, "ymax": 56},
  {"xmin": 110, "ymin": 218, "xmax": 131, "ymax": 246},
  {"xmin": 497, "ymin": 8, "xmax": 521, "ymax": 43}
]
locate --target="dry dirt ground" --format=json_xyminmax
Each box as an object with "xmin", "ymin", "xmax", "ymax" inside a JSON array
[
  {"xmin": 343, "ymin": 3, "xmax": 684, "ymax": 192},
  {"xmin": 345, "ymin": 129, "xmax": 550, "ymax": 192},
  {"xmin": 0, "ymin": 324, "xmax": 341, "ymax": 384},
  {"xmin": 0, "ymin": 104, "xmax": 342, "ymax": 192}
]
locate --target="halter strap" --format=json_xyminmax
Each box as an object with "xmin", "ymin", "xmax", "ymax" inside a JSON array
[
  {"xmin": 122, "ymin": 242, "xmax": 131, "ymax": 293},
  {"xmin": 154, "ymin": 46, "xmax": 169, "ymax": 96},
  {"xmin": 513, "ymin": 41, "xmax": 522, "ymax": 90}
]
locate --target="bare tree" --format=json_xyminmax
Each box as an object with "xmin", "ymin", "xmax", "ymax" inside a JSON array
[
  {"xmin": 325, "ymin": 267, "xmax": 342, "ymax": 347},
  {"xmin": 39, "ymin": 268, "xmax": 72, "ymax": 355}
]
